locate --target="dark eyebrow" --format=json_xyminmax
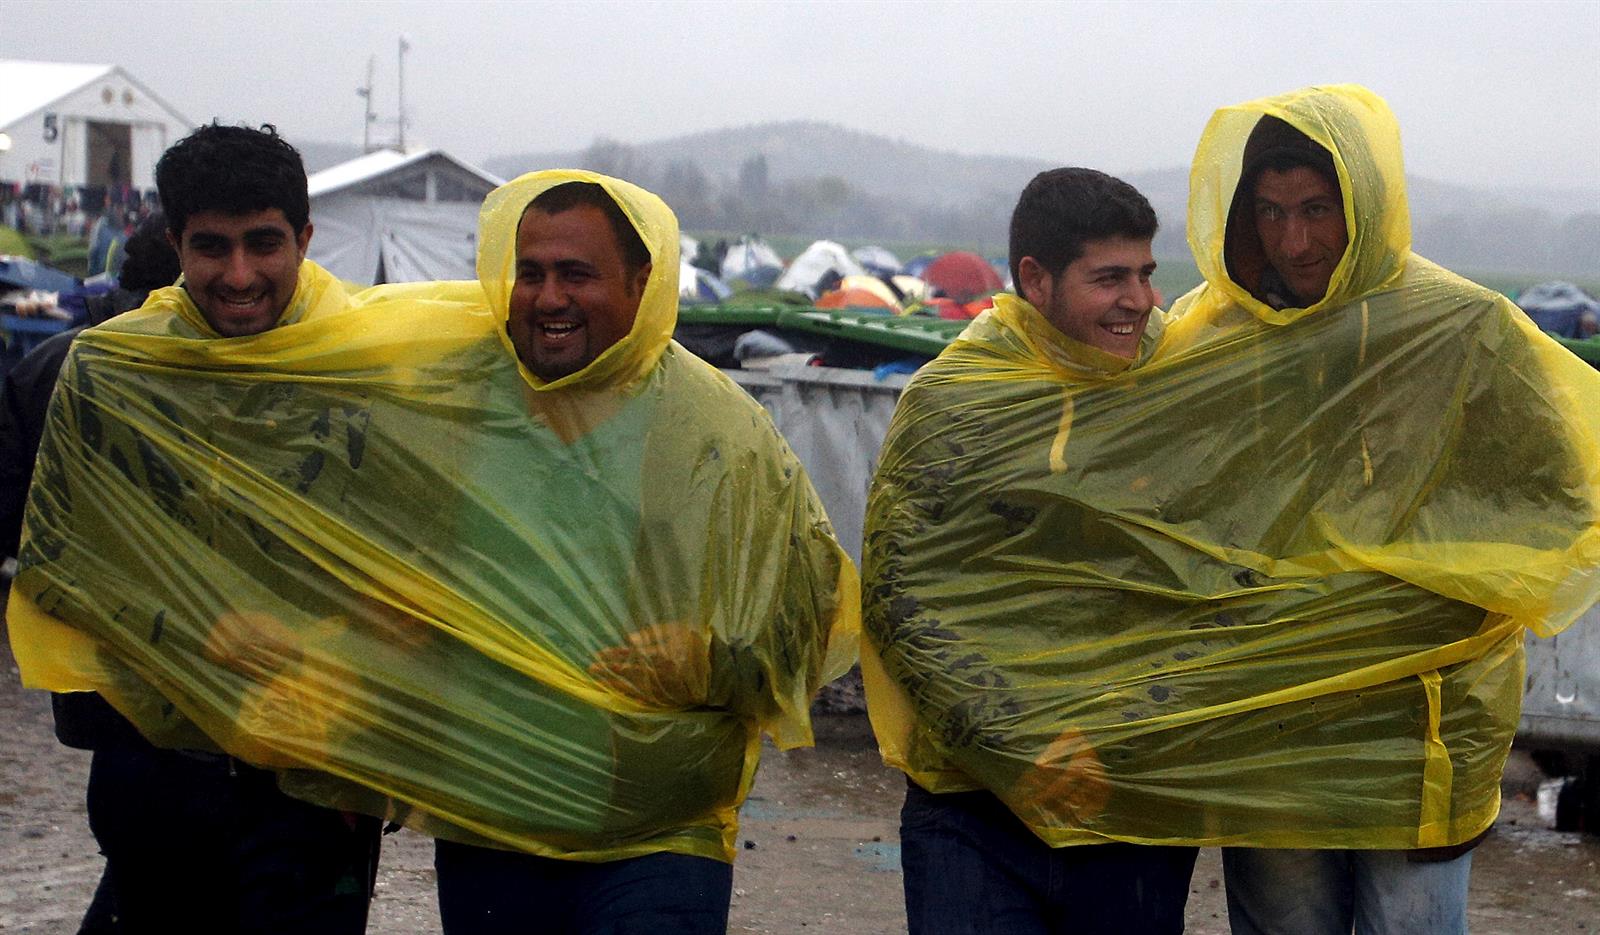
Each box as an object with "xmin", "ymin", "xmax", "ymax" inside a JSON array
[{"xmin": 241, "ymin": 226, "xmax": 288, "ymax": 240}]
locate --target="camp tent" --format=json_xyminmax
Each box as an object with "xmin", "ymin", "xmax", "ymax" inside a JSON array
[
  {"xmin": 720, "ymin": 236, "xmax": 784, "ymax": 285},
  {"xmin": 922, "ymin": 250, "xmax": 1004, "ymax": 302},
  {"xmin": 850, "ymin": 245, "xmax": 902, "ymax": 277},
  {"xmin": 307, "ymin": 149, "xmax": 502, "ymax": 285},
  {"xmin": 0, "ymin": 60, "xmax": 190, "ymax": 192},
  {"xmin": 776, "ymin": 240, "xmax": 866, "ymax": 298},
  {"xmin": 1518, "ymin": 281, "xmax": 1599, "ymax": 339},
  {"xmin": 679, "ymin": 258, "xmax": 733, "ymax": 303}
]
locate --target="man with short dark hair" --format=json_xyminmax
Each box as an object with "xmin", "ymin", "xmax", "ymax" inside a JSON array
[
  {"xmin": 503, "ymin": 181, "xmax": 653, "ymax": 384},
  {"xmin": 9, "ymin": 122, "xmax": 380, "ymax": 933},
  {"xmin": 864, "ymin": 167, "xmax": 1198, "ymax": 935},
  {"xmin": 0, "ymin": 209, "xmax": 178, "ymax": 935}
]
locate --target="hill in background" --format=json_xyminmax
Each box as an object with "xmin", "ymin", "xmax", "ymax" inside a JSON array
[{"xmin": 480, "ymin": 120, "xmax": 1598, "ymax": 277}]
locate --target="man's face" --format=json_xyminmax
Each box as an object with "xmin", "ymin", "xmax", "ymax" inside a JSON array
[
  {"xmin": 1253, "ymin": 166, "xmax": 1348, "ymax": 304},
  {"xmin": 170, "ymin": 209, "xmax": 311, "ymax": 337},
  {"xmin": 1021, "ymin": 237, "xmax": 1157, "ymax": 358},
  {"xmin": 507, "ymin": 204, "xmax": 651, "ymax": 382}
]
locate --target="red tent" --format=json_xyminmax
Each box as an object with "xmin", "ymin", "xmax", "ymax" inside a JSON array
[{"xmin": 923, "ymin": 251, "xmax": 1003, "ymax": 302}]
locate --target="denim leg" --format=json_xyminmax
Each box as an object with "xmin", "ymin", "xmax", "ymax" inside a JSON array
[
  {"xmin": 231, "ymin": 765, "xmax": 380, "ymax": 935},
  {"xmin": 436, "ymin": 839, "xmax": 730, "ymax": 935},
  {"xmin": 1350, "ymin": 850, "xmax": 1471, "ymax": 935},
  {"xmin": 1223, "ymin": 848, "xmax": 1354, "ymax": 935},
  {"xmin": 1043, "ymin": 843, "xmax": 1197, "ymax": 935},
  {"xmin": 435, "ymin": 838, "xmax": 566, "ymax": 933},
  {"xmin": 86, "ymin": 745, "xmax": 234, "ymax": 933},
  {"xmin": 900, "ymin": 784, "xmax": 1051, "ymax": 935},
  {"xmin": 581, "ymin": 851, "xmax": 732, "ymax": 935}
]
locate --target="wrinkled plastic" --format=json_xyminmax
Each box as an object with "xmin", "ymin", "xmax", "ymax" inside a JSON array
[
  {"xmin": 8, "ymin": 169, "xmax": 859, "ymax": 863},
  {"xmin": 862, "ymin": 85, "xmax": 1600, "ymax": 849}
]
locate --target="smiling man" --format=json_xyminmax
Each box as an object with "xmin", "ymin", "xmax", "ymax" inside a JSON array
[
  {"xmin": 17, "ymin": 123, "xmax": 381, "ymax": 933},
  {"xmin": 863, "ymin": 168, "xmax": 1199, "ymax": 935},
  {"xmin": 504, "ymin": 182, "xmax": 651, "ymax": 382}
]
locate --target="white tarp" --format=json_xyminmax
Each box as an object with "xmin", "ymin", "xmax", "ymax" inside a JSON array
[
  {"xmin": 310, "ymin": 195, "xmax": 481, "ymax": 285},
  {"xmin": 307, "ymin": 150, "xmax": 500, "ymax": 285}
]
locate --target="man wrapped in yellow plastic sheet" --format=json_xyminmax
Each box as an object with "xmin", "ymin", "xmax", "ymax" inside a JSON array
[
  {"xmin": 863, "ymin": 84, "xmax": 1600, "ymax": 932},
  {"xmin": 9, "ymin": 169, "xmax": 859, "ymax": 931},
  {"xmin": 869, "ymin": 168, "xmax": 1203, "ymax": 934}
]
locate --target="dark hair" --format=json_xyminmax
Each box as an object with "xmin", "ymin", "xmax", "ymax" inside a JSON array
[
  {"xmin": 118, "ymin": 211, "xmax": 181, "ymax": 292},
  {"xmin": 523, "ymin": 182, "xmax": 651, "ymax": 278},
  {"xmin": 156, "ymin": 123, "xmax": 309, "ymax": 239},
  {"xmin": 1008, "ymin": 168, "xmax": 1158, "ymax": 288}
]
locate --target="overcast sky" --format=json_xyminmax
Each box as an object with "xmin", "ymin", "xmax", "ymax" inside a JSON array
[{"xmin": 4, "ymin": 0, "xmax": 1597, "ymax": 191}]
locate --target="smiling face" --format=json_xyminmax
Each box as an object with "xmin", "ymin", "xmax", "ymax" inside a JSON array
[
  {"xmin": 1019, "ymin": 237, "xmax": 1157, "ymax": 358},
  {"xmin": 507, "ymin": 204, "xmax": 651, "ymax": 382},
  {"xmin": 1253, "ymin": 166, "xmax": 1348, "ymax": 304},
  {"xmin": 170, "ymin": 208, "xmax": 311, "ymax": 337}
]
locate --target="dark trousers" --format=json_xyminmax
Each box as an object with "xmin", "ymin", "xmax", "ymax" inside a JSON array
[
  {"xmin": 86, "ymin": 742, "xmax": 381, "ymax": 935},
  {"xmin": 434, "ymin": 838, "xmax": 733, "ymax": 934},
  {"xmin": 900, "ymin": 780, "xmax": 1197, "ymax": 935}
]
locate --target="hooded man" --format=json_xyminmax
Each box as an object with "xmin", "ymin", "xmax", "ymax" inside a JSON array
[
  {"xmin": 9, "ymin": 169, "xmax": 858, "ymax": 933},
  {"xmin": 1160, "ymin": 84, "xmax": 1600, "ymax": 935},
  {"xmin": 863, "ymin": 168, "xmax": 1200, "ymax": 934},
  {"xmin": 865, "ymin": 85, "xmax": 1600, "ymax": 935}
]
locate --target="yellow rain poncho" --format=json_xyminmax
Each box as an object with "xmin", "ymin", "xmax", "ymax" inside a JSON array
[
  {"xmin": 862, "ymin": 85, "xmax": 1600, "ymax": 849},
  {"xmin": 9, "ymin": 170, "xmax": 858, "ymax": 862}
]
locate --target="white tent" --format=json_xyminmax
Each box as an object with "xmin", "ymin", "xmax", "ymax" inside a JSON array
[
  {"xmin": 776, "ymin": 240, "xmax": 866, "ymax": 298},
  {"xmin": 0, "ymin": 60, "xmax": 190, "ymax": 191},
  {"xmin": 720, "ymin": 236, "xmax": 784, "ymax": 284},
  {"xmin": 307, "ymin": 149, "xmax": 502, "ymax": 285}
]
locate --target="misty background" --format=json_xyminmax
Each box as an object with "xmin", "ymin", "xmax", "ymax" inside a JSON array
[{"xmin": 5, "ymin": 0, "xmax": 1596, "ymax": 279}]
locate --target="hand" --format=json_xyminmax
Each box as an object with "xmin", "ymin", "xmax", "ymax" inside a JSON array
[
  {"xmin": 202, "ymin": 611, "xmax": 301, "ymax": 674},
  {"xmin": 587, "ymin": 623, "xmax": 710, "ymax": 708},
  {"xmin": 1007, "ymin": 727, "xmax": 1112, "ymax": 828}
]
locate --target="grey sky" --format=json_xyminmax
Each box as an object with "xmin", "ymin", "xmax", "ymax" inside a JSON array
[{"xmin": 3, "ymin": 0, "xmax": 1596, "ymax": 190}]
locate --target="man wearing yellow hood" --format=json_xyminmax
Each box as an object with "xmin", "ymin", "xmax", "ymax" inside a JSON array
[
  {"xmin": 9, "ymin": 168, "xmax": 858, "ymax": 932},
  {"xmin": 864, "ymin": 85, "xmax": 1600, "ymax": 935},
  {"xmin": 1164, "ymin": 84, "xmax": 1600, "ymax": 934}
]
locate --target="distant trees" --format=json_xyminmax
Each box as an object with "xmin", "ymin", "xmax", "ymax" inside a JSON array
[{"xmin": 560, "ymin": 143, "xmax": 1005, "ymax": 246}]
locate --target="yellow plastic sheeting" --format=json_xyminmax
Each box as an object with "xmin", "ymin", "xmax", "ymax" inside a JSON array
[
  {"xmin": 9, "ymin": 170, "xmax": 859, "ymax": 863},
  {"xmin": 862, "ymin": 85, "xmax": 1600, "ymax": 850}
]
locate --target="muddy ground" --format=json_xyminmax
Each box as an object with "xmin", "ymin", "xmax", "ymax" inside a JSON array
[{"xmin": 4, "ymin": 620, "xmax": 1597, "ymax": 934}]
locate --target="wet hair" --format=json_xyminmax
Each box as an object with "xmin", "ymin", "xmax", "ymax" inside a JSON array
[
  {"xmin": 156, "ymin": 123, "xmax": 309, "ymax": 239},
  {"xmin": 1008, "ymin": 168, "xmax": 1158, "ymax": 288},
  {"xmin": 117, "ymin": 212, "xmax": 181, "ymax": 292},
  {"xmin": 523, "ymin": 182, "xmax": 651, "ymax": 280}
]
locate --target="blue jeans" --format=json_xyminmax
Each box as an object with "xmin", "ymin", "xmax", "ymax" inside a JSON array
[
  {"xmin": 1223, "ymin": 848, "xmax": 1473, "ymax": 935},
  {"xmin": 86, "ymin": 742, "xmax": 380, "ymax": 935},
  {"xmin": 434, "ymin": 838, "xmax": 733, "ymax": 934},
  {"xmin": 900, "ymin": 780, "xmax": 1197, "ymax": 935}
]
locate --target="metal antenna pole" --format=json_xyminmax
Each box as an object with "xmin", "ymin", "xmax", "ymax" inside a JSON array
[
  {"xmin": 357, "ymin": 55, "xmax": 376, "ymax": 152},
  {"xmin": 397, "ymin": 36, "xmax": 410, "ymax": 152}
]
